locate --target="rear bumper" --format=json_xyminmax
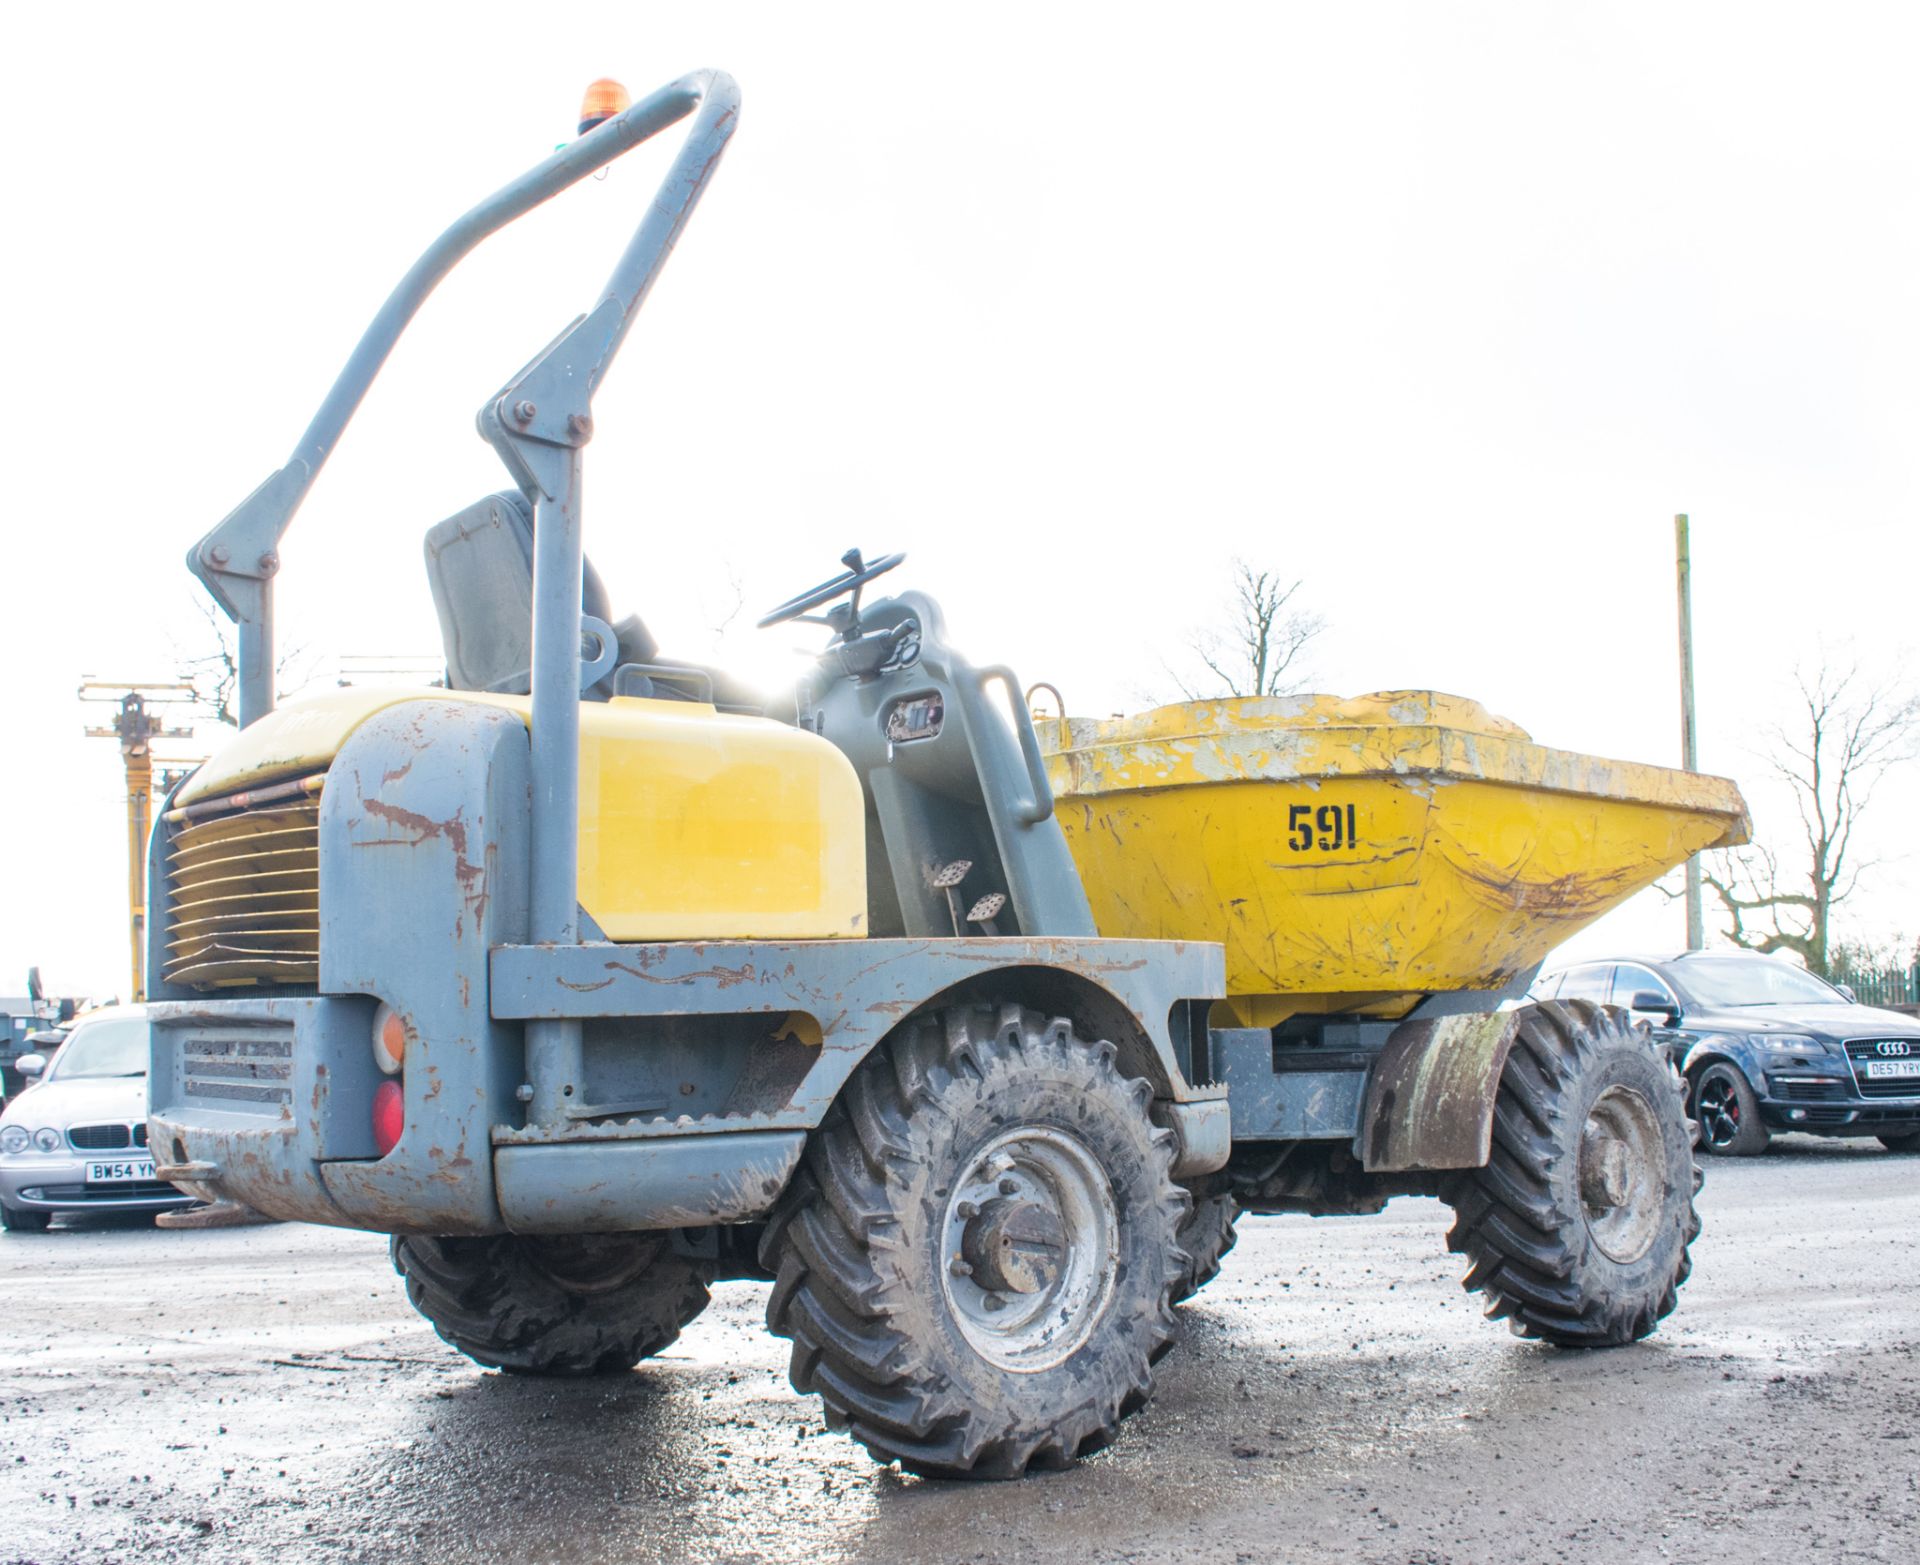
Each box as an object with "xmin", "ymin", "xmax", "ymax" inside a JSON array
[
  {"xmin": 147, "ymin": 1006, "xmax": 487, "ymax": 1236},
  {"xmin": 147, "ymin": 995, "xmax": 820, "ymax": 1236}
]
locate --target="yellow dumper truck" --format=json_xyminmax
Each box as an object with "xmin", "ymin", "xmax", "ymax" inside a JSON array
[{"xmin": 145, "ymin": 72, "xmax": 1749, "ymax": 1477}]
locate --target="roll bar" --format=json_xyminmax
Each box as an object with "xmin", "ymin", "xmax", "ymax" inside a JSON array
[
  {"xmin": 187, "ymin": 68, "xmax": 739, "ymax": 727},
  {"xmin": 186, "ymin": 70, "xmax": 740, "ymax": 1125}
]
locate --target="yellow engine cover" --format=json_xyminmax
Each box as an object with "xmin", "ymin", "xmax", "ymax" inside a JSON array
[{"xmin": 176, "ymin": 687, "xmax": 867, "ymax": 941}]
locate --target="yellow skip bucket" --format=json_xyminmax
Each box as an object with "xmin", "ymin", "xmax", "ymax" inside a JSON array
[{"xmin": 1038, "ymin": 692, "xmax": 1750, "ymax": 1026}]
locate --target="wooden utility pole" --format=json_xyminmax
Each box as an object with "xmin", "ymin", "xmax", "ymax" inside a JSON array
[
  {"xmin": 1674, "ymin": 515, "xmax": 1704, "ymax": 950},
  {"xmin": 81, "ymin": 682, "xmax": 198, "ymax": 1001}
]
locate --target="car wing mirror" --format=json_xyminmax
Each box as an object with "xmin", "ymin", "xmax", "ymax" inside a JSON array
[
  {"xmin": 15, "ymin": 1053, "xmax": 45, "ymax": 1079},
  {"xmin": 1628, "ymin": 990, "xmax": 1679, "ymax": 1022},
  {"xmin": 1836, "ymin": 983, "xmax": 1857, "ymax": 1003}
]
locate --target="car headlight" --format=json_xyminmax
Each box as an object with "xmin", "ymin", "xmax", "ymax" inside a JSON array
[
  {"xmin": 1751, "ymin": 1033, "xmax": 1831, "ymax": 1057},
  {"xmin": 32, "ymin": 1126, "xmax": 62, "ymax": 1154},
  {"xmin": 0, "ymin": 1124, "xmax": 27, "ymax": 1155}
]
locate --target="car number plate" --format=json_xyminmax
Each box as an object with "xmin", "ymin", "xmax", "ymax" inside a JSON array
[
  {"xmin": 1865, "ymin": 1060, "xmax": 1920, "ymax": 1080},
  {"xmin": 86, "ymin": 1159, "xmax": 156, "ymax": 1183}
]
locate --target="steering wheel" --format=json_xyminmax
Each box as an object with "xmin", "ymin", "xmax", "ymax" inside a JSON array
[{"xmin": 757, "ymin": 548, "xmax": 905, "ymax": 630}]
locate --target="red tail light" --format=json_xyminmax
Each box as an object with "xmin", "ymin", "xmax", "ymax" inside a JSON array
[{"xmin": 372, "ymin": 1080, "xmax": 404, "ymax": 1157}]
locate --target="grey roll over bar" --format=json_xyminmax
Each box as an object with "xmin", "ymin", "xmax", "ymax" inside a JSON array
[
  {"xmin": 187, "ymin": 68, "xmax": 737, "ymax": 728},
  {"xmin": 184, "ymin": 69, "xmax": 740, "ymax": 1123}
]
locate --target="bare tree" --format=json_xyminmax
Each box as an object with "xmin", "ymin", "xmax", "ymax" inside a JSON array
[
  {"xmin": 1172, "ymin": 560, "xmax": 1325, "ymax": 700},
  {"xmin": 1701, "ymin": 663, "xmax": 1919, "ymax": 974},
  {"xmin": 176, "ymin": 596, "xmax": 314, "ymax": 726},
  {"xmin": 705, "ymin": 559, "xmax": 747, "ymax": 645}
]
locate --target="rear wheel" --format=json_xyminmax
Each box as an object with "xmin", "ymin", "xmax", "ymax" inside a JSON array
[
  {"xmin": 392, "ymin": 1231, "xmax": 711, "ymax": 1375},
  {"xmin": 761, "ymin": 1003, "xmax": 1184, "ymax": 1478},
  {"xmin": 1879, "ymin": 1130, "xmax": 1920, "ymax": 1154},
  {"xmin": 1694, "ymin": 1062, "xmax": 1770, "ymax": 1156},
  {"xmin": 0, "ymin": 1202, "xmax": 50, "ymax": 1234},
  {"xmin": 1447, "ymin": 1000, "xmax": 1702, "ymax": 1346},
  {"xmin": 1170, "ymin": 1176, "xmax": 1239, "ymax": 1304}
]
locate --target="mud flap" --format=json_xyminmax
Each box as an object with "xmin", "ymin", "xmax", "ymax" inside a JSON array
[{"xmin": 1359, "ymin": 1010, "xmax": 1521, "ymax": 1172}]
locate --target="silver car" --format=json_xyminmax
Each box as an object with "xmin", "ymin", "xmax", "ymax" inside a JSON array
[{"xmin": 0, "ymin": 1005, "xmax": 194, "ymax": 1231}]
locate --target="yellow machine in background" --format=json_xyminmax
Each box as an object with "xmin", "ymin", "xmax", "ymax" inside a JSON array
[
  {"xmin": 1041, "ymin": 691, "xmax": 1750, "ymax": 1026},
  {"xmin": 80, "ymin": 682, "xmax": 199, "ymax": 1001}
]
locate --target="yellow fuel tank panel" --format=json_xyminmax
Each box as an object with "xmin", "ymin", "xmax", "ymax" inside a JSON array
[
  {"xmin": 177, "ymin": 687, "xmax": 867, "ymax": 942},
  {"xmin": 572, "ymin": 696, "xmax": 866, "ymax": 941}
]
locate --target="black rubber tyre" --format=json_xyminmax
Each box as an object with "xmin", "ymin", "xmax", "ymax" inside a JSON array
[
  {"xmin": 1693, "ymin": 1061, "xmax": 1770, "ymax": 1156},
  {"xmin": 1446, "ymin": 1000, "xmax": 1702, "ymax": 1347},
  {"xmin": 760, "ymin": 1003, "xmax": 1185, "ymax": 1478},
  {"xmin": 392, "ymin": 1231, "xmax": 711, "ymax": 1375},
  {"xmin": 1879, "ymin": 1130, "xmax": 1920, "ymax": 1154},
  {"xmin": 1170, "ymin": 1176, "xmax": 1239, "ymax": 1304},
  {"xmin": 0, "ymin": 1202, "xmax": 51, "ymax": 1233}
]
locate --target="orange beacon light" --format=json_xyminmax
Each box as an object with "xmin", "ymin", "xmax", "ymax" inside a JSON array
[{"xmin": 578, "ymin": 78, "xmax": 632, "ymax": 136}]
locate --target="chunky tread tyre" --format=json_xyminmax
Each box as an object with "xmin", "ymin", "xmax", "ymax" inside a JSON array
[
  {"xmin": 1447, "ymin": 1000, "xmax": 1702, "ymax": 1347},
  {"xmin": 761, "ymin": 1004, "xmax": 1184, "ymax": 1478},
  {"xmin": 1170, "ymin": 1177, "xmax": 1239, "ymax": 1304},
  {"xmin": 1693, "ymin": 1061, "xmax": 1770, "ymax": 1156},
  {"xmin": 393, "ymin": 1231, "xmax": 710, "ymax": 1375}
]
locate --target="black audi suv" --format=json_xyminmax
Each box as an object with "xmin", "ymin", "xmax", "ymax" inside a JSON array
[{"xmin": 1533, "ymin": 951, "xmax": 1920, "ymax": 1156}]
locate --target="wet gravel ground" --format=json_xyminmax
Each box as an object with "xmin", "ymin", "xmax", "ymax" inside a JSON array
[{"xmin": 2, "ymin": 1134, "xmax": 1914, "ymax": 1565}]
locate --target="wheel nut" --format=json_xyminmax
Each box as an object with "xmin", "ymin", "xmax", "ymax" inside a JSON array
[
  {"xmin": 982, "ymin": 1293, "xmax": 1006, "ymax": 1312},
  {"xmin": 949, "ymin": 1256, "xmax": 972, "ymax": 1278},
  {"xmin": 998, "ymin": 1177, "xmax": 1019, "ymax": 1196},
  {"xmin": 956, "ymin": 1200, "xmax": 978, "ymax": 1219}
]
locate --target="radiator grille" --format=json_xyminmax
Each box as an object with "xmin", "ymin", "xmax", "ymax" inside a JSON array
[
  {"xmin": 68, "ymin": 1122, "xmax": 142, "ymax": 1151},
  {"xmin": 163, "ymin": 775, "xmax": 323, "ymax": 990},
  {"xmin": 34, "ymin": 1183, "xmax": 182, "ymax": 1203},
  {"xmin": 1843, "ymin": 1040, "xmax": 1920, "ymax": 1099},
  {"xmin": 180, "ymin": 1030, "xmax": 295, "ymax": 1108}
]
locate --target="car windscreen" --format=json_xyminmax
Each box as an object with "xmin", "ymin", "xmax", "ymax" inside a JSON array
[
  {"xmin": 1670, "ymin": 959, "xmax": 1842, "ymax": 1010},
  {"xmin": 45, "ymin": 1016, "xmax": 148, "ymax": 1079}
]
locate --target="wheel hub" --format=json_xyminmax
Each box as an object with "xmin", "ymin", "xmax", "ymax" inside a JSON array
[
  {"xmin": 1580, "ymin": 1136, "xmax": 1632, "ymax": 1208},
  {"xmin": 961, "ymin": 1196, "xmax": 1067, "ymax": 1295},
  {"xmin": 1579, "ymin": 1085, "xmax": 1668, "ymax": 1264},
  {"xmin": 938, "ymin": 1126, "xmax": 1119, "ymax": 1373},
  {"xmin": 521, "ymin": 1233, "xmax": 663, "ymax": 1295}
]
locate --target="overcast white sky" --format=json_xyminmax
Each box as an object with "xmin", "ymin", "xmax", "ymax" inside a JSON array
[{"xmin": 4, "ymin": 3, "xmax": 1917, "ymax": 1000}]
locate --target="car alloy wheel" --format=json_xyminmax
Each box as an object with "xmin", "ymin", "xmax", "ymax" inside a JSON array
[{"xmin": 1695, "ymin": 1072, "xmax": 1742, "ymax": 1150}]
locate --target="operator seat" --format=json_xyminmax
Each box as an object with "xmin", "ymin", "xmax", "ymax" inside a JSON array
[{"xmin": 423, "ymin": 491, "xmax": 758, "ymax": 711}]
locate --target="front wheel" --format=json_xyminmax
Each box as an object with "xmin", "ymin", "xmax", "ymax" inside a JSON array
[
  {"xmin": 1694, "ymin": 1062, "xmax": 1770, "ymax": 1156},
  {"xmin": 761, "ymin": 1004, "xmax": 1185, "ymax": 1478},
  {"xmin": 1879, "ymin": 1130, "xmax": 1920, "ymax": 1154},
  {"xmin": 0, "ymin": 1202, "xmax": 50, "ymax": 1234},
  {"xmin": 393, "ymin": 1231, "xmax": 711, "ymax": 1375},
  {"xmin": 1447, "ymin": 1000, "xmax": 1702, "ymax": 1346}
]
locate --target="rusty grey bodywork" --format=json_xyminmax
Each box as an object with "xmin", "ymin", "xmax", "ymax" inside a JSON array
[{"xmin": 146, "ymin": 699, "xmax": 1228, "ymax": 1235}]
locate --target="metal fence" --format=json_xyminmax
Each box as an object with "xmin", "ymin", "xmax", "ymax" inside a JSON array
[{"xmin": 1828, "ymin": 964, "xmax": 1920, "ymax": 1009}]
